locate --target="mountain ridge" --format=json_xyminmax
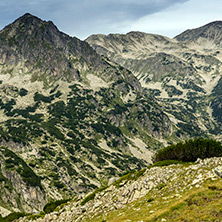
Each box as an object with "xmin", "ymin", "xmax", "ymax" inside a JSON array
[
  {"xmin": 175, "ymin": 20, "xmax": 222, "ymax": 44},
  {"xmin": 86, "ymin": 21, "xmax": 222, "ymax": 139},
  {"xmin": 0, "ymin": 14, "xmax": 222, "ymax": 219},
  {"xmin": 0, "ymin": 14, "xmax": 173, "ymax": 216}
]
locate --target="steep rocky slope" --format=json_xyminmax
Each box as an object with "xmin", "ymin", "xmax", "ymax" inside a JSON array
[
  {"xmin": 0, "ymin": 14, "xmax": 173, "ymax": 215},
  {"xmin": 175, "ymin": 21, "xmax": 222, "ymax": 47}
]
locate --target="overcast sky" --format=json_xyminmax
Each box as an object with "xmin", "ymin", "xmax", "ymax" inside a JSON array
[{"xmin": 0, "ymin": 0, "xmax": 222, "ymax": 40}]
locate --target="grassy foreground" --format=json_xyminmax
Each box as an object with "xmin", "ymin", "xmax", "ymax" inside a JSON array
[{"xmin": 88, "ymin": 178, "xmax": 222, "ymax": 222}]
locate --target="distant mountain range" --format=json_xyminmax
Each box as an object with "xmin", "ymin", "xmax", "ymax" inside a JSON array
[
  {"xmin": 86, "ymin": 21, "xmax": 222, "ymax": 137},
  {"xmin": 0, "ymin": 14, "xmax": 222, "ymax": 217}
]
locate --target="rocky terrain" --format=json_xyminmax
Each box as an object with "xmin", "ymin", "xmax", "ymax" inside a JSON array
[
  {"xmin": 86, "ymin": 22, "xmax": 222, "ymax": 138},
  {"xmin": 0, "ymin": 14, "xmax": 222, "ymax": 220},
  {"xmin": 0, "ymin": 14, "xmax": 171, "ymax": 215},
  {"xmin": 18, "ymin": 157, "xmax": 222, "ymax": 222}
]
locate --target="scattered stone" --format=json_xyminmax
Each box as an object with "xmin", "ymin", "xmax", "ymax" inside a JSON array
[
  {"xmin": 108, "ymin": 177, "xmax": 118, "ymax": 186},
  {"xmin": 214, "ymin": 166, "xmax": 222, "ymax": 178},
  {"xmin": 17, "ymin": 157, "xmax": 222, "ymax": 222}
]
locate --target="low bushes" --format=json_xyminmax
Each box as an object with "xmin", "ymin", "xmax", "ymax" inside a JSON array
[
  {"xmin": 43, "ymin": 199, "xmax": 71, "ymax": 213},
  {"xmin": 153, "ymin": 138, "xmax": 222, "ymax": 162},
  {"xmin": 80, "ymin": 186, "xmax": 108, "ymax": 206},
  {"xmin": 1, "ymin": 212, "xmax": 27, "ymax": 222}
]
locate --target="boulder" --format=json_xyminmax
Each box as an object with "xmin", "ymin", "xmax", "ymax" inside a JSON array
[{"xmin": 214, "ymin": 166, "xmax": 222, "ymax": 178}]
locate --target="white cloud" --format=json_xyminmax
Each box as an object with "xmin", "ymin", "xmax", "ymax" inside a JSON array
[
  {"xmin": 126, "ymin": 0, "xmax": 222, "ymax": 37},
  {"xmin": 0, "ymin": 0, "xmax": 188, "ymax": 39},
  {"xmin": 0, "ymin": 0, "xmax": 221, "ymax": 39}
]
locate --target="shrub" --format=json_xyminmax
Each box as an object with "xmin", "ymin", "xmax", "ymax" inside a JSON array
[
  {"xmin": 43, "ymin": 199, "xmax": 70, "ymax": 213},
  {"xmin": 34, "ymin": 92, "xmax": 54, "ymax": 103},
  {"xmin": 1, "ymin": 212, "xmax": 27, "ymax": 222},
  {"xmin": 19, "ymin": 88, "xmax": 28, "ymax": 97},
  {"xmin": 80, "ymin": 186, "xmax": 108, "ymax": 206},
  {"xmin": 153, "ymin": 138, "xmax": 222, "ymax": 162}
]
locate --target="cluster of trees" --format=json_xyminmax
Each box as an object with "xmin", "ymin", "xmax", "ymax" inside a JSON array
[{"xmin": 153, "ymin": 138, "xmax": 222, "ymax": 162}]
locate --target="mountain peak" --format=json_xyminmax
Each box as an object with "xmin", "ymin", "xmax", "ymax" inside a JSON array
[
  {"xmin": 1, "ymin": 12, "xmax": 58, "ymax": 35},
  {"xmin": 18, "ymin": 12, "xmax": 37, "ymax": 19},
  {"xmin": 175, "ymin": 20, "xmax": 222, "ymax": 45},
  {"xmin": 13, "ymin": 13, "xmax": 45, "ymax": 26},
  {"xmin": 206, "ymin": 20, "xmax": 222, "ymax": 27}
]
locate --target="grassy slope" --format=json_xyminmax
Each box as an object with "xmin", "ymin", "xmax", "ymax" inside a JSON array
[{"xmin": 85, "ymin": 175, "xmax": 222, "ymax": 222}]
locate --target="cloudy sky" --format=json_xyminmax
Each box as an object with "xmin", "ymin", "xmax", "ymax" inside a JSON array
[{"xmin": 0, "ymin": 0, "xmax": 222, "ymax": 39}]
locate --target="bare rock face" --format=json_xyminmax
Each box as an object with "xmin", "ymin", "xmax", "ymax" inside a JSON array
[{"xmin": 0, "ymin": 147, "xmax": 46, "ymax": 214}]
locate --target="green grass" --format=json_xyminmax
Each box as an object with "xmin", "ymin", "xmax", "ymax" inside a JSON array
[
  {"xmin": 149, "ymin": 181, "xmax": 222, "ymax": 222},
  {"xmin": 43, "ymin": 199, "xmax": 71, "ymax": 213},
  {"xmin": 1, "ymin": 212, "xmax": 28, "ymax": 222},
  {"xmin": 81, "ymin": 186, "xmax": 108, "ymax": 206},
  {"xmin": 80, "ymin": 172, "xmax": 222, "ymax": 222},
  {"xmin": 150, "ymin": 160, "xmax": 191, "ymax": 167},
  {"xmin": 113, "ymin": 169, "xmax": 146, "ymax": 188},
  {"xmin": 26, "ymin": 212, "xmax": 45, "ymax": 220}
]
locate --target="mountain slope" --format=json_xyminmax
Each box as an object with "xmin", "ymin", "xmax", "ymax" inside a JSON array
[
  {"xmin": 86, "ymin": 25, "xmax": 222, "ymax": 139},
  {"xmin": 175, "ymin": 21, "xmax": 222, "ymax": 47},
  {"xmin": 1, "ymin": 14, "xmax": 222, "ymax": 218},
  {"xmin": 0, "ymin": 14, "xmax": 173, "ymax": 215}
]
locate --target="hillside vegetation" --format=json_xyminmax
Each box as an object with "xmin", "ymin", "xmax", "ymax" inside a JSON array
[{"xmin": 153, "ymin": 138, "xmax": 222, "ymax": 162}]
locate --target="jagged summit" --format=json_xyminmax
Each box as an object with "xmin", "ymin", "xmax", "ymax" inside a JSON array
[
  {"xmin": 2, "ymin": 13, "xmax": 58, "ymax": 35},
  {"xmin": 14, "ymin": 13, "xmax": 44, "ymax": 23},
  {"xmin": 0, "ymin": 13, "xmax": 106, "ymax": 83},
  {"xmin": 0, "ymin": 12, "xmax": 65, "ymax": 47},
  {"xmin": 175, "ymin": 20, "xmax": 222, "ymax": 45}
]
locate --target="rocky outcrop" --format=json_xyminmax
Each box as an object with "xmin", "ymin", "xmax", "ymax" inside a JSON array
[
  {"xmin": 0, "ymin": 147, "xmax": 46, "ymax": 214},
  {"xmin": 214, "ymin": 166, "xmax": 222, "ymax": 178}
]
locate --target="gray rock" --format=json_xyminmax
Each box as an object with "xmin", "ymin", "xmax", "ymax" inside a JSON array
[
  {"xmin": 108, "ymin": 177, "xmax": 118, "ymax": 186},
  {"xmin": 214, "ymin": 166, "xmax": 222, "ymax": 178}
]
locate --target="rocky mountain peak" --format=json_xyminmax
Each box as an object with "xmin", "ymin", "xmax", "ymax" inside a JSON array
[
  {"xmin": 0, "ymin": 13, "xmax": 64, "ymax": 48},
  {"xmin": 175, "ymin": 20, "xmax": 222, "ymax": 45},
  {"xmin": 10, "ymin": 13, "xmax": 56, "ymax": 30},
  {"xmin": 14, "ymin": 13, "xmax": 44, "ymax": 25},
  {"xmin": 0, "ymin": 13, "xmax": 104, "ymax": 83}
]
